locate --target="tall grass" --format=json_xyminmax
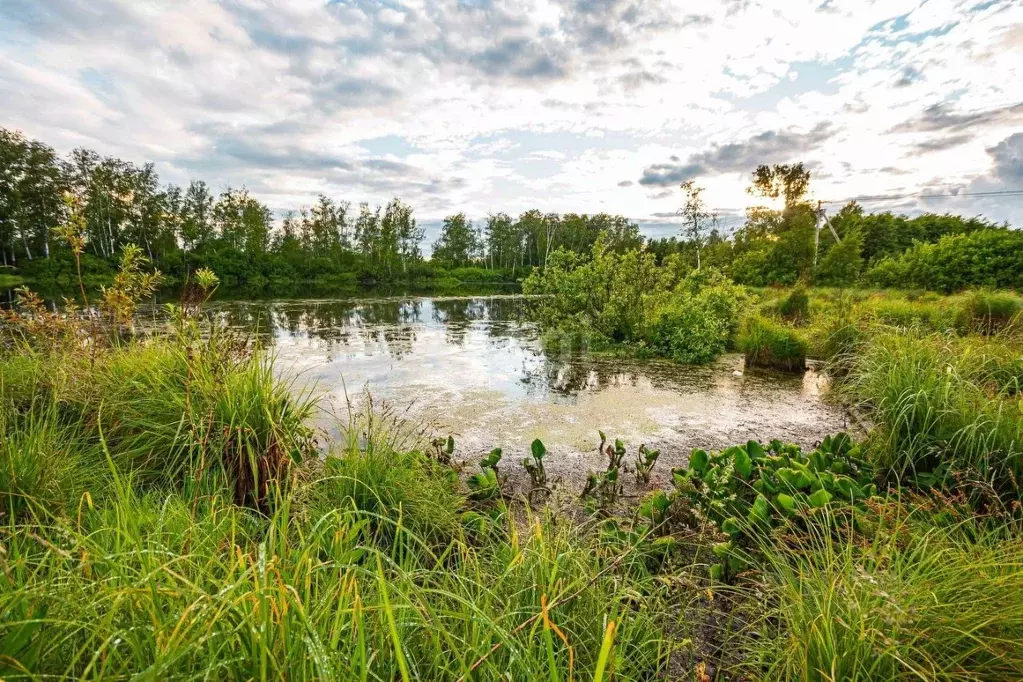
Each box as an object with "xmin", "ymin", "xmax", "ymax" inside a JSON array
[
  {"xmin": 0, "ymin": 337, "xmax": 672, "ymax": 679},
  {"xmin": 738, "ymin": 315, "xmax": 808, "ymax": 371},
  {"xmin": 750, "ymin": 503, "xmax": 1023, "ymax": 681},
  {"xmin": 847, "ymin": 329, "xmax": 1023, "ymax": 494}
]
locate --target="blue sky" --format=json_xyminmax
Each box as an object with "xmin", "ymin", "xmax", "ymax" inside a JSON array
[{"xmin": 2, "ymin": 0, "xmax": 1022, "ymax": 245}]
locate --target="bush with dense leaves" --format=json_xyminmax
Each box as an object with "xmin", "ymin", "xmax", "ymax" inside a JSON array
[{"xmin": 866, "ymin": 229, "xmax": 1023, "ymax": 293}]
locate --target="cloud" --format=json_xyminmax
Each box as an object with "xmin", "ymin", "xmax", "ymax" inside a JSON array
[
  {"xmin": 890, "ymin": 102, "xmax": 1023, "ymax": 134},
  {"xmin": 617, "ymin": 180, "xmax": 634, "ymax": 187},
  {"xmin": 638, "ymin": 122, "xmax": 835, "ymax": 186},
  {"xmin": 909, "ymin": 133, "xmax": 975, "ymax": 154},
  {"xmin": 893, "ymin": 66, "xmax": 923, "ymax": 88},
  {"xmin": 986, "ymin": 133, "xmax": 1023, "ymax": 184},
  {"xmin": 2, "ymin": 0, "xmax": 1021, "ymax": 228}
]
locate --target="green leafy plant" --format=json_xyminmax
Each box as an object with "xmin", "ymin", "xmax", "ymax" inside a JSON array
[
  {"xmin": 430, "ymin": 435, "xmax": 456, "ymax": 465},
  {"xmin": 672, "ymin": 434, "xmax": 878, "ymax": 581},
  {"xmin": 634, "ymin": 444, "xmax": 660, "ymax": 483},
  {"xmin": 522, "ymin": 438, "xmax": 548, "ymax": 489},
  {"xmin": 582, "ymin": 432, "xmax": 630, "ymax": 509},
  {"xmin": 468, "ymin": 448, "xmax": 503, "ymax": 500}
]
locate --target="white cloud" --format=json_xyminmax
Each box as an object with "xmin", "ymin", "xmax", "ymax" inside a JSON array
[{"xmin": 1, "ymin": 0, "xmax": 1021, "ymax": 226}]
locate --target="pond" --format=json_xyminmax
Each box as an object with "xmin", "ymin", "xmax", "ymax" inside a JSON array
[{"xmin": 205, "ymin": 293, "xmax": 851, "ymax": 491}]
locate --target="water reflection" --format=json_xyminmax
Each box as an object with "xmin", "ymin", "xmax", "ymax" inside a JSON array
[{"xmin": 192, "ymin": 294, "xmax": 849, "ymax": 484}]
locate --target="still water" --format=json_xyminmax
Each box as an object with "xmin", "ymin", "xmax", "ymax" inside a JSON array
[{"xmin": 208, "ymin": 294, "xmax": 850, "ymax": 488}]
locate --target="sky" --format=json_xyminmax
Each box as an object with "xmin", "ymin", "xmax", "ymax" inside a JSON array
[{"xmin": 1, "ymin": 0, "xmax": 1022, "ymax": 244}]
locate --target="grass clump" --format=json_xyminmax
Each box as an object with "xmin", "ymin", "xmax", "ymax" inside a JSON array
[
  {"xmin": 778, "ymin": 283, "xmax": 810, "ymax": 324},
  {"xmin": 959, "ymin": 289, "xmax": 1023, "ymax": 334},
  {"xmin": 847, "ymin": 328, "xmax": 1023, "ymax": 495},
  {"xmin": 751, "ymin": 504, "xmax": 1023, "ymax": 681},
  {"xmin": 739, "ymin": 315, "xmax": 808, "ymax": 371}
]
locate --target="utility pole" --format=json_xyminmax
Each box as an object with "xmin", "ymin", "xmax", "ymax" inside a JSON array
[{"xmin": 813, "ymin": 200, "xmax": 842, "ymax": 268}]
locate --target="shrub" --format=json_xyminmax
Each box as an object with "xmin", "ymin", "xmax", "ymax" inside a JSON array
[
  {"xmin": 647, "ymin": 300, "xmax": 730, "ymax": 364},
  {"xmin": 814, "ymin": 228, "xmax": 864, "ymax": 287},
  {"xmin": 865, "ymin": 229, "xmax": 1023, "ymax": 293},
  {"xmin": 739, "ymin": 316, "xmax": 808, "ymax": 371},
  {"xmin": 523, "ymin": 241, "xmax": 661, "ymax": 345}
]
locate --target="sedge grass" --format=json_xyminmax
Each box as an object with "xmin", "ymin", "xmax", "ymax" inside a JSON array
[
  {"xmin": 846, "ymin": 328, "xmax": 1023, "ymax": 494},
  {"xmin": 749, "ymin": 501, "xmax": 1023, "ymax": 681}
]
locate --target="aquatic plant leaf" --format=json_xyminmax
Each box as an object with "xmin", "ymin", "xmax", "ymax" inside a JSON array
[
  {"xmin": 689, "ymin": 449, "xmax": 709, "ymax": 473},
  {"xmin": 748, "ymin": 494, "xmax": 771, "ymax": 526},
  {"xmin": 734, "ymin": 448, "xmax": 752, "ymax": 479},
  {"xmin": 809, "ymin": 489, "xmax": 832, "ymax": 507},
  {"xmin": 720, "ymin": 517, "xmax": 740, "ymax": 537},
  {"xmin": 746, "ymin": 440, "xmax": 766, "ymax": 461},
  {"xmin": 531, "ymin": 438, "xmax": 546, "ymax": 460}
]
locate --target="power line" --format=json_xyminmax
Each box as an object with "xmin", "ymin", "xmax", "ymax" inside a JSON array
[{"xmin": 821, "ymin": 189, "xmax": 1023, "ymax": 205}]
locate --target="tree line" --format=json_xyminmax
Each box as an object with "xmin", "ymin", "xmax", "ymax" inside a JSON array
[
  {"xmin": 1, "ymin": 126, "xmax": 1014, "ymax": 291},
  {"xmin": 1, "ymin": 127, "xmax": 643, "ymax": 287},
  {"xmin": 647, "ymin": 163, "xmax": 1012, "ymax": 290}
]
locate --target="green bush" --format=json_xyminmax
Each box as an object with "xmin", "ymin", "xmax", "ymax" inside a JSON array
[
  {"xmin": 739, "ymin": 316, "xmax": 808, "ymax": 371},
  {"xmin": 865, "ymin": 229, "xmax": 1023, "ymax": 293},
  {"xmin": 778, "ymin": 284, "xmax": 810, "ymax": 324},
  {"xmin": 645, "ymin": 275, "xmax": 748, "ymax": 364},
  {"xmin": 814, "ymin": 228, "xmax": 864, "ymax": 286},
  {"xmin": 523, "ymin": 241, "xmax": 661, "ymax": 345}
]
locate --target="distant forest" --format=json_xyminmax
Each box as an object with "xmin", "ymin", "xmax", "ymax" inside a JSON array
[{"xmin": 1, "ymin": 126, "xmax": 1018, "ymax": 291}]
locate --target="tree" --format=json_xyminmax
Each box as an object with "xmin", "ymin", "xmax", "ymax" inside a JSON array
[
  {"xmin": 679, "ymin": 180, "xmax": 710, "ymax": 270},
  {"xmin": 432, "ymin": 213, "xmax": 479, "ymax": 267},
  {"xmin": 384, "ymin": 198, "xmax": 422, "ymax": 273},
  {"xmin": 748, "ymin": 163, "xmax": 811, "ymax": 209},
  {"xmin": 355, "ymin": 203, "xmax": 381, "ymax": 264},
  {"xmin": 181, "ymin": 180, "xmax": 214, "ymax": 253},
  {"xmin": 815, "ymin": 228, "xmax": 864, "ymax": 286}
]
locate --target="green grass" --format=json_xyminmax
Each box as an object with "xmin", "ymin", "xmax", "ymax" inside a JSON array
[
  {"xmin": 0, "ymin": 337, "xmax": 672, "ymax": 680},
  {"xmin": 846, "ymin": 329, "xmax": 1023, "ymax": 494},
  {"xmin": 738, "ymin": 315, "xmax": 808, "ymax": 371},
  {"xmin": 959, "ymin": 290, "xmax": 1023, "ymax": 334},
  {"xmin": 6, "ymin": 278, "xmax": 1023, "ymax": 679},
  {"xmin": 750, "ymin": 502, "xmax": 1023, "ymax": 681}
]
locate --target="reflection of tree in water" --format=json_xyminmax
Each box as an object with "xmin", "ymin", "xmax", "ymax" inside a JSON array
[
  {"xmin": 429, "ymin": 298, "xmax": 483, "ymax": 346},
  {"xmin": 206, "ymin": 296, "xmax": 543, "ymax": 361},
  {"xmin": 520, "ymin": 352, "xmax": 722, "ymax": 396}
]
